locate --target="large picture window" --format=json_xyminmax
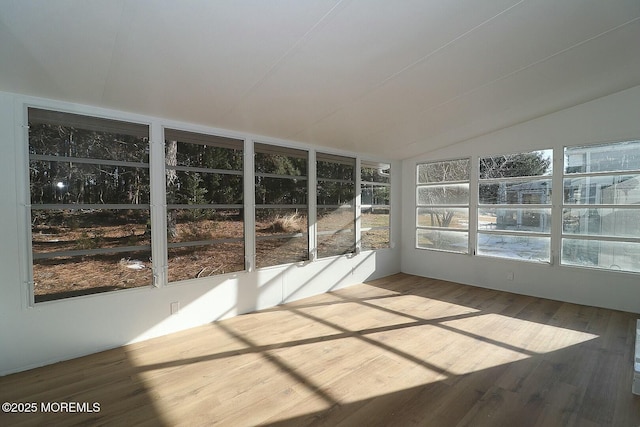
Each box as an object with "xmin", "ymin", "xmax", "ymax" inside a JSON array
[
  {"xmin": 317, "ymin": 153, "xmax": 356, "ymax": 258},
  {"xmin": 360, "ymin": 161, "xmax": 390, "ymax": 250},
  {"xmin": 477, "ymin": 150, "xmax": 553, "ymax": 262},
  {"xmin": 416, "ymin": 159, "xmax": 470, "ymax": 253},
  {"xmin": 562, "ymin": 140, "xmax": 640, "ymax": 273},
  {"xmin": 165, "ymin": 129, "xmax": 244, "ymax": 282},
  {"xmin": 255, "ymin": 143, "xmax": 308, "ymax": 268},
  {"xmin": 28, "ymin": 108, "xmax": 151, "ymax": 302}
]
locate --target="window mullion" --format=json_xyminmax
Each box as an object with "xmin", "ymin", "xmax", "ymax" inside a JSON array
[
  {"xmin": 551, "ymin": 147, "xmax": 564, "ymax": 265},
  {"xmin": 355, "ymin": 157, "xmax": 361, "ymax": 254},
  {"xmin": 308, "ymin": 150, "xmax": 317, "ymax": 261},
  {"xmin": 244, "ymin": 138, "xmax": 255, "ymax": 272},
  {"xmin": 469, "ymin": 155, "xmax": 478, "ymax": 255},
  {"xmin": 150, "ymin": 122, "xmax": 168, "ymax": 287}
]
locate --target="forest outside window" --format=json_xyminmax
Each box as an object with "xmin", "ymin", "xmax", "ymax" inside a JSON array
[
  {"xmin": 477, "ymin": 149, "xmax": 553, "ymax": 262},
  {"xmin": 254, "ymin": 143, "xmax": 308, "ymax": 268},
  {"xmin": 562, "ymin": 140, "xmax": 640, "ymax": 273},
  {"xmin": 28, "ymin": 108, "xmax": 151, "ymax": 302},
  {"xmin": 165, "ymin": 129, "xmax": 244, "ymax": 282},
  {"xmin": 416, "ymin": 159, "xmax": 470, "ymax": 253},
  {"xmin": 317, "ymin": 153, "xmax": 356, "ymax": 258},
  {"xmin": 361, "ymin": 161, "xmax": 390, "ymax": 250}
]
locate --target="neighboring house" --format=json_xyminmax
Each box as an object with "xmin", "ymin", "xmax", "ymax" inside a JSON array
[{"xmin": 563, "ymin": 143, "xmax": 640, "ymax": 270}]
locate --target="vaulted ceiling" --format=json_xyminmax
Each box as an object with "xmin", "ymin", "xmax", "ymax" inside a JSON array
[{"xmin": 1, "ymin": 0, "xmax": 639, "ymax": 160}]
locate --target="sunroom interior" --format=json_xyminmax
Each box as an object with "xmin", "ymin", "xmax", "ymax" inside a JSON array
[{"xmin": 0, "ymin": 1, "xmax": 639, "ymax": 424}]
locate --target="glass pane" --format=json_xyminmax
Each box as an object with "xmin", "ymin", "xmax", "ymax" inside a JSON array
[
  {"xmin": 361, "ymin": 210, "xmax": 390, "ymax": 229},
  {"xmin": 317, "ymin": 160, "xmax": 354, "ymax": 180},
  {"xmin": 256, "ymin": 236, "xmax": 308, "ymax": 268},
  {"xmin": 167, "ymin": 209, "xmax": 243, "ymax": 243},
  {"xmin": 361, "ymin": 165, "xmax": 390, "ymax": 184},
  {"xmin": 478, "ymin": 208, "xmax": 551, "ymax": 233},
  {"xmin": 477, "ymin": 233, "xmax": 550, "ymax": 262},
  {"xmin": 317, "ymin": 182, "xmax": 355, "ymax": 206},
  {"xmin": 361, "ymin": 184, "xmax": 390, "ymax": 206},
  {"xmin": 417, "ymin": 229, "xmax": 468, "ymax": 253},
  {"xmin": 32, "ymin": 209, "xmax": 150, "ymax": 253},
  {"xmin": 563, "ymin": 208, "xmax": 640, "ymax": 238},
  {"xmin": 479, "ymin": 150, "xmax": 552, "ymax": 179},
  {"xmin": 318, "ymin": 231, "xmax": 356, "ymax": 258},
  {"xmin": 256, "ymin": 209, "xmax": 308, "ymax": 236},
  {"xmin": 318, "ymin": 206, "xmax": 355, "ymax": 258},
  {"xmin": 255, "ymin": 152, "xmax": 307, "ymax": 176},
  {"xmin": 166, "ymin": 171, "xmax": 243, "ymax": 205},
  {"xmin": 479, "ymin": 179, "xmax": 551, "ymax": 204},
  {"xmin": 561, "ymin": 238, "xmax": 640, "ymax": 273},
  {"xmin": 29, "ymin": 161, "xmax": 150, "ymax": 205},
  {"xmin": 563, "ymin": 175, "xmax": 640, "ymax": 205},
  {"xmin": 362, "ymin": 229, "xmax": 390, "ymax": 251},
  {"xmin": 417, "ymin": 159, "xmax": 469, "ymax": 184},
  {"xmin": 417, "ymin": 208, "xmax": 468, "ymax": 229},
  {"xmin": 33, "ymin": 250, "xmax": 152, "ymax": 303},
  {"xmin": 171, "ymin": 141, "xmax": 242, "ymax": 170},
  {"xmin": 255, "ymin": 177, "xmax": 307, "ymax": 205},
  {"xmin": 168, "ymin": 242, "xmax": 244, "ymax": 282},
  {"xmin": 29, "ymin": 123, "xmax": 148, "ymax": 163},
  {"xmin": 417, "ymin": 184, "xmax": 469, "ymax": 205},
  {"xmin": 564, "ymin": 140, "xmax": 640, "ymax": 174},
  {"xmin": 317, "ymin": 208, "xmax": 354, "ymax": 233}
]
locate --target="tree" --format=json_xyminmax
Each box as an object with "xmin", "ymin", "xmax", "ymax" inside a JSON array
[
  {"xmin": 255, "ymin": 152, "xmax": 307, "ymax": 205},
  {"xmin": 479, "ymin": 151, "xmax": 551, "ymax": 179},
  {"xmin": 418, "ymin": 159, "xmax": 469, "ymax": 228},
  {"xmin": 166, "ymin": 140, "xmax": 178, "ymax": 238},
  {"xmin": 479, "ymin": 151, "xmax": 551, "ymax": 203},
  {"xmin": 418, "ymin": 153, "xmax": 551, "ymax": 229}
]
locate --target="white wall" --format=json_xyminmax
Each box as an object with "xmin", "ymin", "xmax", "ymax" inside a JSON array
[
  {"xmin": 402, "ymin": 85, "xmax": 640, "ymax": 314},
  {"xmin": 0, "ymin": 92, "xmax": 401, "ymax": 376}
]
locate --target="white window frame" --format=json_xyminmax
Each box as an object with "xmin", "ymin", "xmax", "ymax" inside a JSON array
[
  {"xmin": 476, "ymin": 149, "xmax": 553, "ymax": 264},
  {"xmin": 254, "ymin": 142, "xmax": 309, "ymax": 268},
  {"xmin": 561, "ymin": 140, "xmax": 640, "ymax": 274},
  {"xmin": 360, "ymin": 161, "xmax": 391, "ymax": 251},
  {"xmin": 316, "ymin": 152, "xmax": 357, "ymax": 258},
  {"xmin": 164, "ymin": 128, "xmax": 246, "ymax": 283},
  {"xmin": 25, "ymin": 106, "xmax": 154, "ymax": 304},
  {"xmin": 415, "ymin": 158, "xmax": 470, "ymax": 254}
]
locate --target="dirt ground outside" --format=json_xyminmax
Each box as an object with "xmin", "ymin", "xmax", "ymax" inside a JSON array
[{"xmin": 32, "ymin": 211, "xmax": 390, "ymax": 302}]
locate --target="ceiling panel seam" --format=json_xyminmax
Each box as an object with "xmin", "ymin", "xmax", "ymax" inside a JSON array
[
  {"xmin": 219, "ymin": 0, "xmax": 348, "ymax": 121},
  {"xmin": 287, "ymin": 0, "xmax": 526, "ymax": 140},
  {"xmin": 98, "ymin": 1, "xmax": 127, "ymax": 105},
  {"xmin": 365, "ymin": 16, "xmax": 640, "ymax": 148},
  {"xmin": 371, "ymin": 0, "xmax": 526, "ymax": 93}
]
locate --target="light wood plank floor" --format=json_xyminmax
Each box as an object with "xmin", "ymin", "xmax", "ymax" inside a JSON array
[{"xmin": 1, "ymin": 273, "xmax": 639, "ymax": 426}]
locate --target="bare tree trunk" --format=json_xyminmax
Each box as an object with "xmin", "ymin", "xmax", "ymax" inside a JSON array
[{"xmin": 166, "ymin": 140, "xmax": 178, "ymax": 239}]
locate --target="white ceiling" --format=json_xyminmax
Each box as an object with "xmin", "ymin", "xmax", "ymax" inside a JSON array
[{"xmin": 1, "ymin": 0, "xmax": 639, "ymax": 160}]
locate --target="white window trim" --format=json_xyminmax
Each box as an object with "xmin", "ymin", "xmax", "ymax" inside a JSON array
[
  {"xmin": 415, "ymin": 158, "xmax": 471, "ymax": 254},
  {"xmin": 475, "ymin": 149, "xmax": 553, "ymax": 264},
  {"xmin": 560, "ymin": 141, "xmax": 640, "ymax": 274},
  {"xmin": 360, "ymin": 161, "xmax": 391, "ymax": 251},
  {"xmin": 15, "ymin": 96, "xmax": 394, "ymax": 305}
]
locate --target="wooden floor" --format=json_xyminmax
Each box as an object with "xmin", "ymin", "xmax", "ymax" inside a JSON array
[{"xmin": 1, "ymin": 273, "xmax": 639, "ymax": 426}]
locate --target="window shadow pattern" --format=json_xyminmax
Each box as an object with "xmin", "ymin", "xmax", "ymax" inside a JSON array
[{"xmin": 1, "ymin": 274, "xmax": 637, "ymax": 426}]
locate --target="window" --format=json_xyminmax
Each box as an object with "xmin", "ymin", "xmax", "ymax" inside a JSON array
[
  {"xmin": 360, "ymin": 161, "xmax": 390, "ymax": 250},
  {"xmin": 416, "ymin": 159, "xmax": 470, "ymax": 253},
  {"xmin": 562, "ymin": 140, "xmax": 640, "ymax": 273},
  {"xmin": 28, "ymin": 108, "xmax": 151, "ymax": 302},
  {"xmin": 317, "ymin": 153, "xmax": 356, "ymax": 258},
  {"xmin": 165, "ymin": 129, "xmax": 244, "ymax": 282},
  {"xmin": 477, "ymin": 150, "xmax": 553, "ymax": 262},
  {"xmin": 254, "ymin": 143, "xmax": 308, "ymax": 268}
]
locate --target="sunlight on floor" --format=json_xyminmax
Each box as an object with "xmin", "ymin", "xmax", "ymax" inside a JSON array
[{"xmin": 126, "ymin": 283, "xmax": 601, "ymax": 424}]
